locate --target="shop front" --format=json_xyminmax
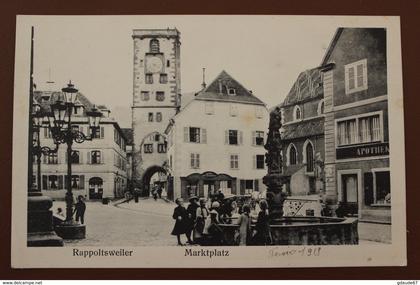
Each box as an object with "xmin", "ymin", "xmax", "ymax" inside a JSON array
[
  {"xmin": 335, "ymin": 142, "xmax": 390, "ymax": 223},
  {"xmin": 180, "ymin": 171, "xmax": 236, "ymax": 199}
]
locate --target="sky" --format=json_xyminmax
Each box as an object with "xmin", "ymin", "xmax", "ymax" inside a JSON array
[{"xmin": 30, "ymin": 16, "xmax": 338, "ymax": 128}]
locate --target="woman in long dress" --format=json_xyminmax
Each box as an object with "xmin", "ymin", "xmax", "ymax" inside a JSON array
[
  {"xmin": 237, "ymin": 204, "xmax": 252, "ymax": 246},
  {"xmin": 253, "ymin": 199, "xmax": 272, "ymax": 245}
]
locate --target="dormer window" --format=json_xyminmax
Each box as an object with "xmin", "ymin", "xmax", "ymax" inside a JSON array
[
  {"xmin": 293, "ymin": 105, "xmax": 302, "ymax": 121},
  {"xmin": 228, "ymin": 88, "xmax": 236, "ymax": 95}
]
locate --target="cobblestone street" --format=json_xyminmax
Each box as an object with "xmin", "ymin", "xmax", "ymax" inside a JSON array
[
  {"xmin": 52, "ymin": 198, "xmax": 178, "ymax": 247},
  {"xmin": 52, "ymin": 197, "xmax": 389, "ymax": 246}
]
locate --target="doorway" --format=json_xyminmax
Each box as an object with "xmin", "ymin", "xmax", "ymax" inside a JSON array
[
  {"xmin": 342, "ymin": 174, "xmax": 358, "ymax": 203},
  {"xmin": 339, "ymin": 172, "xmax": 359, "ymax": 216},
  {"xmin": 203, "ymin": 180, "xmax": 215, "ymax": 198}
]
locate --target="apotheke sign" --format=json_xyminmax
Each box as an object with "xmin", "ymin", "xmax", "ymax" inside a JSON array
[{"xmin": 336, "ymin": 142, "xmax": 389, "ymax": 160}]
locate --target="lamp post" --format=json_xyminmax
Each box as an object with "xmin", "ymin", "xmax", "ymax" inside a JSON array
[
  {"xmin": 47, "ymin": 81, "xmax": 102, "ymax": 239},
  {"xmin": 27, "ymin": 26, "xmax": 63, "ymax": 247}
]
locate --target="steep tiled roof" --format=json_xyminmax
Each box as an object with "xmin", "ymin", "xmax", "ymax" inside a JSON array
[
  {"xmin": 195, "ymin": 70, "xmax": 265, "ymax": 106},
  {"xmin": 281, "ymin": 67, "xmax": 323, "ymax": 107},
  {"xmin": 33, "ymin": 90, "xmax": 98, "ymax": 113},
  {"xmin": 179, "ymin": 92, "xmax": 196, "ymax": 111},
  {"xmin": 281, "ymin": 117, "xmax": 324, "ymax": 140},
  {"xmin": 121, "ymin": 128, "xmax": 134, "ymax": 145}
]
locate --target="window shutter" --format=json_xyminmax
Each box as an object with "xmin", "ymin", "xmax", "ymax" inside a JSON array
[
  {"xmin": 252, "ymin": 131, "xmax": 256, "ymax": 146},
  {"xmin": 225, "ymin": 130, "xmax": 229, "ymax": 144},
  {"xmin": 364, "ymin": 172, "xmax": 374, "ymax": 206},
  {"xmin": 87, "ymin": 126, "xmax": 91, "ymax": 137},
  {"xmin": 44, "ymin": 128, "xmax": 48, "ymax": 138},
  {"xmin": 79, "ymin": 175, "xmax": 85, "ymax": 190},
  {"xmin": 254, "ymin": 179, "xmax": 259, "ymax": 192},
  {"xmin": 79, "ymin": 151, "xmax": 83, "ymax": 164},
  {"xmin": 87, "ymin": 151, "xmax": 91, "ymax": 164},
  {"xmin": 58, "ymin": 175, "xmax": 64, "ymax": 189},
  {"xmin": 253, "ymin": 155, "xmax": 256, "ymax": 169},
  {"xmin": 100, "ymin": 127, "xmax": 105, "ymax": 139},
  {"xmin": 197, "ymin": 154, "xmax": 200, "ymax": 168},
  {"xmin": 43, "ymin": 154, "xmax": 47, "ymax": 164},
  {"xmin": 201, "ymin": 128, "xmax": 207, "ymax": 144},
  {"xmin": 101, "ymin": 151, "xmax": 105, "ymax": 164},
  {"xmin": 239, "ymin": 131, "xmax": 243, "ymax": 145},
  {"xmin": 362, "ymin": 61, "xmax": 368, "ymax": 87},
  {"xmin": 184, "ymin": 127, "xmax": 189, "ymax": 142},
  {"xmin": 57, "ymin": 151, "xmax": 61, "ymax": 164},
  {"xmin": 65, "ymin": 152, "xmax": 68, "ymax": 163}
]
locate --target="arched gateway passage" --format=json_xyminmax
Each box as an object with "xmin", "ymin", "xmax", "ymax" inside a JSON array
[{"xmin": 141, "ymin": 165, "xmax": 167, "ymax": 198}]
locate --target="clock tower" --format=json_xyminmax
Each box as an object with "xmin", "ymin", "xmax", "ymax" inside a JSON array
[{"xmin": 131, "ymin": 29, "xmax": 181, "ymax": 195}]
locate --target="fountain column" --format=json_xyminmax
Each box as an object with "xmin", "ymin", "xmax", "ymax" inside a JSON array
[{"xmin": 263, "ymin": 107, "xmax": 287, "ymax": 219}]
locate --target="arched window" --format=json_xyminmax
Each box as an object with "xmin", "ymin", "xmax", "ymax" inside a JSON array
[
  {"xmin": 293, "ymin": 105, "xmax": 302, "ymax": 121},
  {"xmin": 303, "ymin": 140, "xmax": 314, "ymax": 172},
  {"xmin": 150, "ymin": 39, "xmax": 160, "ymax": 53},
  {"xmin": 287, "ymin": 144, "xmax": 297, "ymax": 166},
  {"xmin": 318, "ymin": 100, "xmax": 325, "ymax": 115}
]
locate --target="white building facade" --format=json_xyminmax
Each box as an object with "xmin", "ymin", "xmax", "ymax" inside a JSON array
[
  {"xmin": 165, "ymin": 71, "xmax": 269, "ymax": 200},
  {"xmin": 34, "ymin": 91, "xmax": 129, "ymax": 201}
]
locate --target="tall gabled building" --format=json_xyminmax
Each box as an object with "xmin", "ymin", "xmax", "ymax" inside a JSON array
[
  {"xmin": 321, "ymin": 28, "xmax": 390, "ymax": 225},
  {"xmin": 33, "ymin": 90, "xmax": 129, "ymax": 200},
  {"xmin": 165, "ymin": 71, "xmax": 269, "ymax": 200},
  {"xmin": 277, "ymin": 67, "xmax": 325, "ymax": 198}
]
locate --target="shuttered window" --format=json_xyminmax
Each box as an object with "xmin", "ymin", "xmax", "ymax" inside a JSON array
[
  {"xmin": 345, "ymin": 59, "xmax": 368, "ymax": 94},
  {"xmin": 184, "ymin": 127, "xmax": 206, "ymax": 143},
  {"xmin": 253, "ymin": 131, "xmax": 264, "ymax": 146}
]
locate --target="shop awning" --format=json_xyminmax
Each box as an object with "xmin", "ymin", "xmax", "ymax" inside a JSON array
[{"xmin": 185, "ymin": 171, "xmax": 234, "ymax": 183}]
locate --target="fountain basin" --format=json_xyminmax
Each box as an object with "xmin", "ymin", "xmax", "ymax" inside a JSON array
[{"xmin": 218, "ymin": 216, "xmax": 358, "ymax": 245}]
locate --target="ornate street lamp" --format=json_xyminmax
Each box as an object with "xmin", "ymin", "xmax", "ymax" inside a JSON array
[
  {"xmin": 46, "ymin": 81, "xmax": 103, "ymax": 239},
  {"xmin": 27, "ymin": 26, "xmax": 63, "ymax": 247}
]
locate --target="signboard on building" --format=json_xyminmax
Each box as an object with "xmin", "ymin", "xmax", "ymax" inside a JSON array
[{"xmin": 336, "ymin": 142, "xmax": 389, "ymax": 160}]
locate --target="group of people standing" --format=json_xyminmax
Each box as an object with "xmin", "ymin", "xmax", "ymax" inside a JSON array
[{"xmin": 170, "ymin": 196, "xmax": 272, "ymax": 246}]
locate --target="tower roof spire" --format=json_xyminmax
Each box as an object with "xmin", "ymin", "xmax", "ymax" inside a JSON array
[{"xmin": 201, "ymin": 67, "xmax": 206, "ymax": 89}]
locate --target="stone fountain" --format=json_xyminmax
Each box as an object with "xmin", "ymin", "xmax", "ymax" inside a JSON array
[{"xmin": 217, "ymin": 107, "xmax": 358, "ymax": 246}]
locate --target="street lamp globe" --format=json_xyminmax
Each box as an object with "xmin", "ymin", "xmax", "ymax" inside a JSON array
[
  {"xmin": 32, "ymin": 99, "xmax": 41, "ymax": 113},
  {"xmin": 32, "ymin": 109, "xmax": 44, "ymax": 129},
  {"xmin": 86, "ymin": 105, "xmax": 102, "ymax": 131},
  {"xmin": 50, "ymin": 100, "xmax": 67, "ymax": 129},
  {"xmin": 61, "ymin": 80, "xmax": 78, "ymax": 105}
]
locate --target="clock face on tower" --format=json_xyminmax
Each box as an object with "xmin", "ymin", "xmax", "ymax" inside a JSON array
[{"xmin": 146, "ymin": 56, "xmax": 163, "ymax": 73}]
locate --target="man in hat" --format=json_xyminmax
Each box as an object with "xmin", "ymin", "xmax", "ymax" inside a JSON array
[
  {"xmin": 186, "ymin": 196, "xmax": 199, "ymax": 244},
  {"xmin": 171, "ymin": 198, "xmax": 189, "ymax": 245}
]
